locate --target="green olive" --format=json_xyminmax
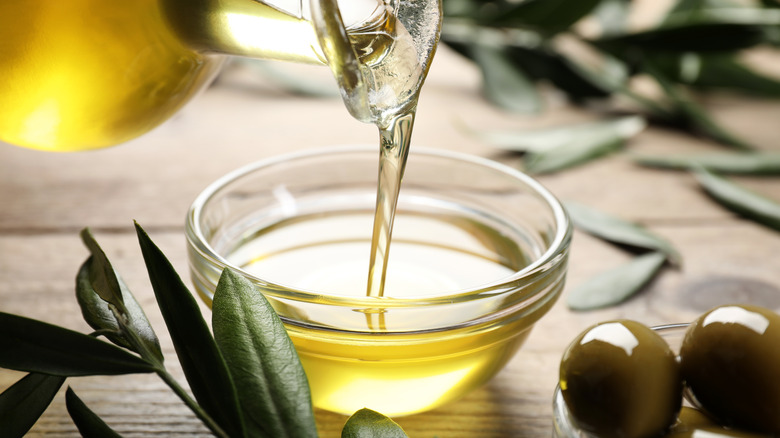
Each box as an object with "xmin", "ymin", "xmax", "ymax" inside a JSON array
[
  {"xmin": 560, "ymin": 320, "xmax": 682, "ymax": 438},
  {"xmin": 680, "ymin": 304, "xmax": 780, "ymax": 435},
  {"xmin": 666, "ymin": 407, "xmax": 766, "ymax": 437}
]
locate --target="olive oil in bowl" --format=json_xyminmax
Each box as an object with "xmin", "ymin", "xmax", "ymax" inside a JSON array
[{"xmin": 187, "ymin": 146, "xmax": 572, "ymax": 415}]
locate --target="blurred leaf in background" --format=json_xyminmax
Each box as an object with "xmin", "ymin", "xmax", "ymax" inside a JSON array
[
  {"xmin": 439, "ymin": 0, "xmax": 780, "ymax": 309},
  {"xmin": 460, "ymin": 115, "xmax": 646, "ymax": 173},
  {"xmin": 440, "ymin": 0, "xmax": 780, "ymax": 150}
]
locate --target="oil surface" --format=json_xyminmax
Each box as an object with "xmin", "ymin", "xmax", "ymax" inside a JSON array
[
  {"xmin": 224, "ymin": 208, "xmax": 541, "ymax": 415},
  {"xmin": 231, "ymin": 210, "xmax": 523, "ymax": 299}
]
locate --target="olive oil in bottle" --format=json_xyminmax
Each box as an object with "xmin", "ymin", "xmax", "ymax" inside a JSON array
[
  {"xmin": 0, "ymin": 0, "xmax": 220, "ymax": 150},
  {"xmin": 0, "ymin": 0, "xmax": 414, "ymax": 151}
]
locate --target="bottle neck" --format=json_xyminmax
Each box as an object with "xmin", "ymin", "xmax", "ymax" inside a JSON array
[
  {"xmin": 161, "ymin": 0, "xmax": 327, "ymax": 64},
  {"xmin": 160, "ymin": 0, "xmax": 390, "ymax": 65}
]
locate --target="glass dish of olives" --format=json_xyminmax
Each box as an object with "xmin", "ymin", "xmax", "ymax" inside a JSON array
[{"xmin": 553, "ymin": 304, "xmax": 780, "ymax": 438}]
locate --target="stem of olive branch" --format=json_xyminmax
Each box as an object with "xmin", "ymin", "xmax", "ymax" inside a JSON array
[
  {"xmin": 103, "ymin": 303, "xmax": 231, "ymax": 437},
  {"xmin": 156, "ymin": 368, "xmax": 231, "ymax": 438}
]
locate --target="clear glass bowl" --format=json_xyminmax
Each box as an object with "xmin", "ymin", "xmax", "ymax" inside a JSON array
[
  {"xmin": 186, "ymin": 145, "xmax": 572, "ymax": 416},
  {"xmin": 552, "ymin": 324, "xmax": 690, "ymax": 437}
]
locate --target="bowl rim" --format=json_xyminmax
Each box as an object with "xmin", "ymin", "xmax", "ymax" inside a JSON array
[{"xmin": 186, "ymin": 145, "xmax": 573, "ymax": 307}]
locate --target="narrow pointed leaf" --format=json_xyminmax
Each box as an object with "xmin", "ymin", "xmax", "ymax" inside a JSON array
[
  {"xmin": 648, "ymin": 53, "xmax": 780, "ymax": 97},
  {"xmin": 503, "ymin": 46, "xmax": 613, "ymax": 101},
  {"xmin": 682, "ymin": 55, "xmax": 780, "ymax": 97},
  {"xmin": 341, "ymin": 408, "xmax": 408, "ymax": 438},
  {"xmin": 76, "ymin": 257, "xmax": 163, "ymax": 363},
  {"xmin": 80, "ymin": 229, "xmax": 126, "ymax": 313},
  {"xmin": 564, "ymin": 201, "xmax": 682, "ymax": 266},
  {"xmin": 460, "ymin": 120, "xmax": 595, "ymax": 152},
  {"xmin": 595, "ymin": 8, "xmax": 773, "ymax": 53},
  {"xmin": 490, "ymin": 0, "xmax": 602, "ymax": 35},
  {"xmin": 645, "ymin": 63, "xmax": 753, "ymax": 150},
  {"xmin": 0, "ymin": 312, "xmax": 155, "ymax": 376},
  {"xmin": 663, "ymin": 0, "xmax": 740, "ymax": 20},
  {"xmin": 694, "ymin": 168, "xmax": 780, "ymax": 231},
  {"xmin": 134, "ymin": 222, "xmax": 245, "ymax": 438},
  {"xmin": 567, "ymin": 252, "xmax": 667, "ymax": 310},
  {"xmin": 634, "ymin": 152, "xmax": 780, "ymax": 175},
  {"xmin": 523, "ymin": 116, "xmax": 646, "ymax": 174},
  {"xmin": 595, "ymin": 23, "xmax": 765, "ymax": 53},
  {"xmin": 472, "ymin": 44, "xmax": 542, "ymax": 114},
  {"xmin": 65, "ymin": 387, "xmax": 122, "ymax": 438},
  {"xmin": 524, "ymin": 136, "xmax": 622, "ymax": 174},
  {"xmin": 467, "ymin": 116, "xmax": 644, "ymax": 154},
  {"xmin": 665, "ymin": 7, "xmax": 780, "ymax": 26},
  {"xmin": 0, "ymin": 373, "xmax": 66, "ymax": 438},
  {"xmin": 212, "ymin": 269, "xmax": 317, "ymax": 438},
  {"xmin": 553, "ymin": 49, "xmax": 671, "ymax": 118}
]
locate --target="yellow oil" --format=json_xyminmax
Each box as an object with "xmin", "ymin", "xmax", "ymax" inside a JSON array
[
  {"xmin": 202, "ymin": 209, "xmax": 555, "ymax": 416},
  {"xmin": 291, "ymin": 313, "xmax": 535, "ymax": 416}
]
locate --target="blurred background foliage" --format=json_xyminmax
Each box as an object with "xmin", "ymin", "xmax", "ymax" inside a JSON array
[
  {"xmin": 435, "ymin": 0, "xmax": 780, "ymax": 308},
  {"xmin": 439, "ymin": 0, "xmax": 780, "ymax": 154}
]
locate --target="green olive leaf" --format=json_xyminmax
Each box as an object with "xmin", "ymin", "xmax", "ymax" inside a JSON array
[
  {"xmin": 694, "ymin": 167, "xmax": 780, "ymax": 232},
  {"xmin": 503, "ymin": 46, "xmax": 614, "ymax": 102},
  {"xmin": 134, "ymin": 222, "xmax": 245, "ymax": 438},
  {"xmin": 488, "ymin": 0, "xmax": 602, "ymax": 35},
  {"xmin": 341, "ymin": 408, "xmax": 408, "ymax": 438},
  {"xmin": 80, "ymin": 228, "xmax": 127, "ymax": 315},
  {"xmin": 644, "ymin": 62, "xmax": 753, "ymax": 150},
  {"xmin": 564, "ymin": 201, "xmax": 682, "ymax": 266},
  {"xmin": 595, "ymin": 8, "xmax": 771, "ymax": 53},
  {"xmin": 0, "ymin": 373, "xmax": 66, "ymax": 438},
  {"xmin": 522, "ymin": 116, "xmax": 646, "ymax": 174},
  {"xmin": 0, "ymin": 312, "xmax": 155, "ymax": 376},
  {"xmin": 471, "ymin": 43, "xmax": 542, "ymax": 114},
  {"xmin": 651, "ymin": 52, "xmax": 780, "ymax": 97},
  {"xmin": 595, "ymin": 23, "xmax": 764, "ymax": 52},
  {"xmin": 567, "ymin": 252, "xmax": 667, "ymax": 311},
  {"xmin": 65, "ymin": 387, "xmax": 123, "ymax": 438},
  {"xmin": 523, "ymin": 135, "xmax": 620, "ymax": 174},
  {"xmin": 634, "ymin": 152, "xmax": 780, "ymax": 175},
  {"xmin": 662, "ymin": 0, "xmax": 742, "ymax": 23},
  {"xmin": 465, "ymin": 116, "xmax": 643, "ymax": 154},
  {"xmin": 212, "ymin": 268, "xmax": 317, "ymax": 438},
  {"xmin": 687, "ymin": 55, "xmax": 780, "ymax": 97},
  {"xmin": 665, "ymin": 6, "xmax": 780, "ymax": 27},
  {"xmin": 551, "ymin": 48, "xmax": 671, "ymax": 119},
  {"xmin": 524, "ymin": 135, "xmax": 624, "ymax": 174},
  {"xmin": 76, "ymin": 256, "xmax": 163, "ymax": 364}
]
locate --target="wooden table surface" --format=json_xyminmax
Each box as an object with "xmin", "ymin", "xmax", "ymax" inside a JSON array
[{"xmin": 3, "ymin": 43, "xmax": 780, "ymax": 437}]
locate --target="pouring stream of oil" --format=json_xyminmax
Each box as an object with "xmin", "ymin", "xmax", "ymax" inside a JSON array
[{"xmin": 309, "ymin": 0, "xmax": 441, "ymax": 298}]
